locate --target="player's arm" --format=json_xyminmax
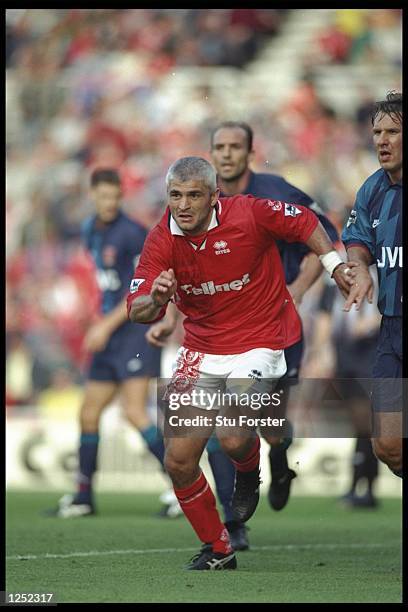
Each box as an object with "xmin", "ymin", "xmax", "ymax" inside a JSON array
[
  {"xmin": 145, "ymin": 301, "xmax": 180, "ymax": 347},
  {"xmin": 129, "ymin": 269, "xmax": 177, "ymax": 323},
  {"xmin": 278, "ymin": 185, "xmax": 339, "ymax": 305},
  {"xmin": 342, "ymin": 246, "xmax": 374, "ymax": 312},
  {"xmin": 303, "ymin": 221, "xmax": 353, "ymax": 298},
  {"xmin": 83, "ymin": 298, "xmax": 129, "ymax": 353},
  {"xmin": 252, "ymin": 197, "xmax": 354, "ymax": 297},
  {"xmin": 287, "ymin": 252, "xmax": 323, "ymax": 306},
  {"xmin": 341, "ymin": 186, "xmax": 375, "ymax": 311}
]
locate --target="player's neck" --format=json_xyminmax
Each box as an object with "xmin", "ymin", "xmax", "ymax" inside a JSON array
[
  {"xmin": 387, "ymin": 168, "xmax": 402, "ymax": 184},
  {"xmin": 218, "ymin": 168, "xmax": 251, "ymax": 196},
  {"xmin": 96, "ymin": 212, "xmax": 120, "ymax": 228}
]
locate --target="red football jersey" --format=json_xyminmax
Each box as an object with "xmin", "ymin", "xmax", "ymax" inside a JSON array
[{"xmin": 127, "ymin": 195, "xmax": 319, "ymax": 354}]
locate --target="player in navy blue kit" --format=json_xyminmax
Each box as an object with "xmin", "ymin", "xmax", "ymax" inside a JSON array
[
  {"xmin": 146, "ymin": 122, "xmax": 339, "ymax": 548},
  {"xmin": 211, "ymin": 121, "xmax": 338, "ymax": 502},
  {"xmin": 51, "ymin": 169, "xmax": 165, "ymax": 517},
  {"xmin": 342, "ymin": 92, "xmax": 402, "ymax": 478}
]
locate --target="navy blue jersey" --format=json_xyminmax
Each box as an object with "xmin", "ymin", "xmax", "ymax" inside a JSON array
[
  {"xmin": 342, "ymin": 169, "xmax": 402, "ymax": 317},
  {"xmin": 82, "ymin": 211, "xmax": 147, "ymax": 314},
  {"xmin": 221, "ymin": 171, "xmax": 339, "ymax": 284}
]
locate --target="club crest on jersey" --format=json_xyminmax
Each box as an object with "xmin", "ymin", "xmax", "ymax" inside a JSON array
[
  {"xmin": 213, "ymin": 240, "xmax": 230, "ymax": 255},
  {"xmin": 267, "ymin": 200, "xmax": 282, "ymax": 211},
  {"xmin": 102, "ymin": 245, "xmax": 117, "ymax": 266},
  {"xmin": 284, "ymin": 203, "xmax": 302, "ymax": 217},
  {"xmin": 130, "ymin": 278, "xmax": 145, "ymax": 293}
]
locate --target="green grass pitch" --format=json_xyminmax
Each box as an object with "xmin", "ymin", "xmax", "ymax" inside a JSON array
[{"xmin": 6, "ymin": 491, "xmax": 402, "ymax": 603}]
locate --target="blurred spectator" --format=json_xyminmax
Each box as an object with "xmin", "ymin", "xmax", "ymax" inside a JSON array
[
  {"xmin": 37, "ymin": 366, "xmax": 83, "ymax": 420},
  {"xmin": 6, "ymin": 332, "xmax": 35, "ymax": 407}
]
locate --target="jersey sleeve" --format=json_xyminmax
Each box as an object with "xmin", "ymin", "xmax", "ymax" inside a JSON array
[
  {"xmin": 249, "ymin": 196, "xmax": 319, "ymax": 244},
  {"xmin": 126, "ymin": 226, "xmax": 172, "ymax": 321},
  {"xmin": 341, "ymin": 183, "xmax": 375, "ymax": 261},
  {"xmin": 277, "ymin": 181, "xmax": 339, "ymax": 247}
]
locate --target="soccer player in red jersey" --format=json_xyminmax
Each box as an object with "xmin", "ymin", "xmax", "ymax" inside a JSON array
[{"xmin": 127, "ymin": 156, "xmax": 352, "ymax": 570}]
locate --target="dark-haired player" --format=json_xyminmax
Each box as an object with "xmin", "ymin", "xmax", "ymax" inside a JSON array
[
  {"xmin": 342, "ymin": 92, "xmax": 403, "ymax": 478},
  {"xmin": 51, "ymin": 168, "xmax": 166, "ymax": 517}
]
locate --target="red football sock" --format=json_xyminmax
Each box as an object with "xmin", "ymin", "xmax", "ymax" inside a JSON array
[
  {"xmin": 230, "ymin": 436, "xmax": 260, "ymax": 472},
  {"xmin": 174, "ymin": 471, "xmax": 232, "ymax": 554}
]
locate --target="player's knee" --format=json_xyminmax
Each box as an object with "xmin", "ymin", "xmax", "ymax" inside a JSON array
[
  {"xmin": 80, "ymin": 403, "xmax": 101, "ymax": 431},
  {"xmin": 219, "ymin": 437, "xmax": 251, "ymax": 460},
  {"xmin": 164, "ymin": 451, "xmax": 196, "ymax": 483},
  {"xmin": 372, "ymin": 437, "xmax": 402, "ymax": 471},
  {"xmin": 262, "ymin": 435, "xmax": 281, "ymax": 447}
]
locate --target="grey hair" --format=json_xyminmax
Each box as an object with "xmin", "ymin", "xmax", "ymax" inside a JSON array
[{"xmin": 166, "ymin": 156, "xmax": 217, "ymax": 192}]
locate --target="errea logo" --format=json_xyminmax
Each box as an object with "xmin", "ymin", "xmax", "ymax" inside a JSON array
[{"xmin": 213, "ymin": 240, "xmax": 230, "ymax": 255}]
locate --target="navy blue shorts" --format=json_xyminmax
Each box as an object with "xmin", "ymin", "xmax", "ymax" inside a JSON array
[
  {"xmin": 280, "ymin": 337, "xmax": 304, "ymax": 385},
  {"xmin": 88, "ymin": 321, "xmax": 161, "ymax": 382},
  {"xmin": 371, "ymin": 316, "xmax": 402, "ymax": 412}
]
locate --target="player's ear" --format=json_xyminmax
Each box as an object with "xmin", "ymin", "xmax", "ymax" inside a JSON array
[
  {"xmin": 211, "ymin": 187, "xmax": 221, "ymax": 207},
  {"xmin": 248, "ymin": 149, "xmax": 255, "ymax": 165}
]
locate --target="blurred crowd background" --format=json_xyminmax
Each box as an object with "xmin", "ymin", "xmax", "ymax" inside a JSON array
[{"xmin": 6, "ymin": 9, "xmax": 402, "ymax": 414}]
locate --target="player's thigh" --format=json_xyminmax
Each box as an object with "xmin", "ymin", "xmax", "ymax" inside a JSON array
[
  {"xmin": 372, "ymin": 411, "xmax": 402, "ymax": 438},
  {"xmin": 372, "ymin": 317, "xmax": 402, "ymax": 413},
  {"xmin": 81, "ymin": 380, "xmax": 118, "ymax": 427},
  {"xmin": 226, "ymin": 347, "xmax": 287, "ymax": 441}
]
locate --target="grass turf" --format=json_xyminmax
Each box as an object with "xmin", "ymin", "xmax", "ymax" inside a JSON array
[{"xmin": 6, "ymin": 491, "xmax": 402, "ymax": 603}]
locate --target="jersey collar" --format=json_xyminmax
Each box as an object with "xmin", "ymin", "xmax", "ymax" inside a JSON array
[
  {"xmin": 169, "ymin": 202, "xmax": 220, "ymax": 236},
  {"xmin": 382, "ymin": 168, "xmax": 402, "ymax": 189}
]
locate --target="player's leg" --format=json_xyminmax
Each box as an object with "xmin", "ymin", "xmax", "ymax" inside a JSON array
[
  {"xmin": 262, "ymin": 388, "xmax": 296, "ymax": 511},
  {"xmin": 339, "ymin": 383, "xmax": 379, "ymax": 508},
  {"xmin": 164, "ymin": 416, "xmax": 236, "ymax": 570},
  {"xmin": 121, "ymin": 376, "xmax": 165, "ymax": 469},
  {"xmin": 371, "ymin": 317, "xmax": 403, "ymax": 478},
  {"xmin": 221, "ymin": 346, "xmax": 287, "ymax": 523},
  {"xmin": 218, "ymin": 433, "xmax": 262, "ymax": 524},
  {"xmin": 205, "ymin": 435, "xmax": 249, "ymax": 551},
  {"xmin": 52, "ymin": 378, "xmax": 118, "ymax": 517},
  {"xmin": 261, "ymin": 339, "xmax": 302, "ymax": 511},
  {"xmin": 372, "ymin": 412, "xmax": 402, "ymax": 476},
  {"xmin": 117, "ymin": 332, "xmax": 180, "ymax": 516}
]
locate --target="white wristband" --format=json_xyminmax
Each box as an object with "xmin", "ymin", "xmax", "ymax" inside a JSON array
[{"xmin": 319, "ymin": 251, "xmax": 344, "ymax": 276}]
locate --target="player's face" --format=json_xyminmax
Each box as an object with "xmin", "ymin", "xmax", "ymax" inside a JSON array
[
  {"xmin": 167, "ymin": 179, "xmax": 220, "ymax": 235},
  {"xmin": 92, "ymin": 182, "xmax": 122, "ymax": 223},
  {"xmin": 373, "ymin": 113, "xmax": 402, "ymax": 182},
  {"xmin": 211, "ymin": 128, "xmax": 253, "ymax": 182}
]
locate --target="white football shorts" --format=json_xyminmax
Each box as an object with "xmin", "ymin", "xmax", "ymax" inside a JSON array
[{"xmin": 167, "ymin": 346, "xmax": 287, "ymax": 410}]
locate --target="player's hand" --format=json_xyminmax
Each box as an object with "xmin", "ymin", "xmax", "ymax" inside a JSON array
[
  {"xmin": 145, "ymin": 320, "xmax": 176, "ymax": 347},
  {"xmin": 342, "ymin": 265, "xmax": 374, "ymax": 312},
  {"xmin": 83, "ymin": 321, "xmax": 111, "ymax": 353},
  {"xmin": 332, "ymin": 262, "xmax": 358, "ymax": 299},
  {"xmin": 151, "ymin": 269, "xmax": 177, "ymax": 307}
]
